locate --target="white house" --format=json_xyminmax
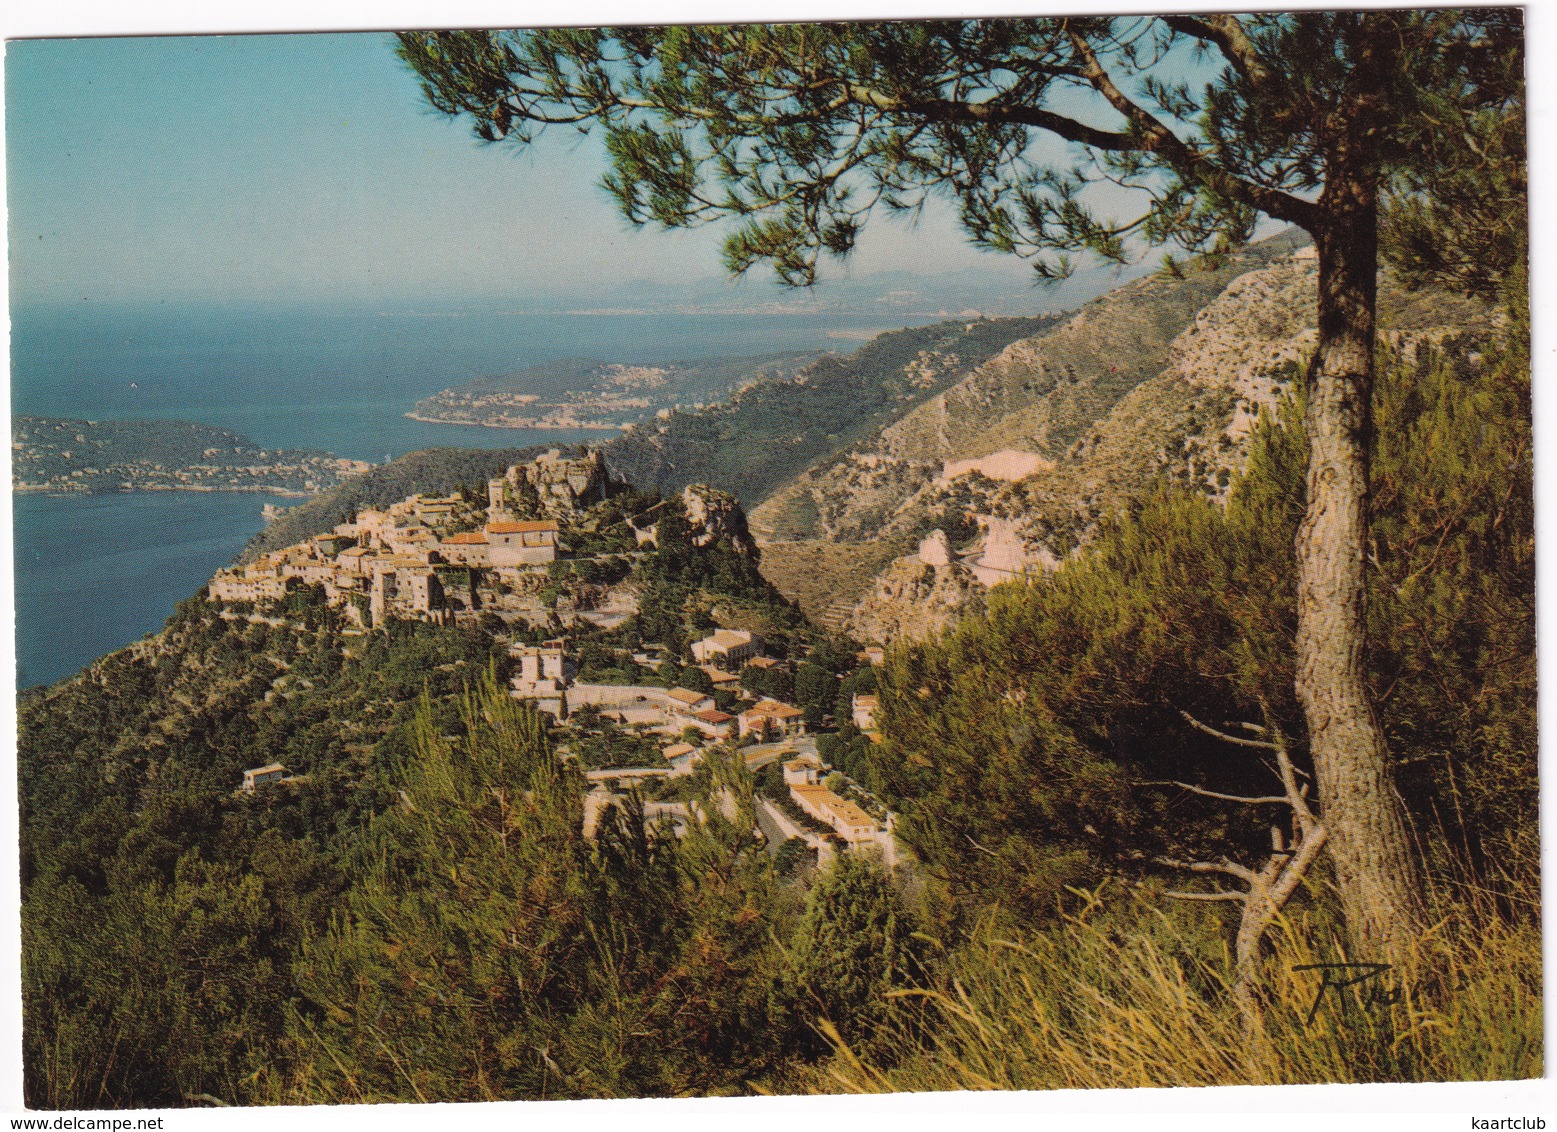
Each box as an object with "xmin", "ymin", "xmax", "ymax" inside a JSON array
[
  {"xmin": 690, "ymin": 628, "xmax": 762, "ymax": 669},
  {"xmin": 852, "ymin": 693, "xmax": 879, "ymax": 731},
  {"xmin": 782, "ymin": 753, "xmax": 823, "ymax": 786}
]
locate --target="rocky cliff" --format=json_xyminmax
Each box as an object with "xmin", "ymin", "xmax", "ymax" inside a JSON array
[
  {"xmin": 756, "ymin": 233, "xmax": 1489, "ymax": 643},
  {"xmin": 491, "ymin": 447, "xmax": 613, "ymax": 518},
  {"xmin": 749, "ymin": 233, "xmax": 1308, "ymax": 552},
  {"xmin": 848, "ymin": 549, "xmax": 986, "ymax": 646},
  {"xmin": 681, "ymin": 483, "xmax": 760, "ymax": 558}
]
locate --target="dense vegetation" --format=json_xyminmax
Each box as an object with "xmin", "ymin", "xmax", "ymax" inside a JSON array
[
  {"xmin": 11, "ymin": 416, "xmax": 345, "ymax": 494},
  {"xmin": 403, "ymin": 9, "xmax": 1522, "ymax": 959},
  {"xmin": 603, "ymin": 314, "xmax": 1059, "ymax": 504},
  {"xmin": 875, "ymin": 320, "xmax": 1534, "ymax": 917},
  {"xmin": 19, "ymin": 305, "xmax": 1536, "ymax": 1106}
]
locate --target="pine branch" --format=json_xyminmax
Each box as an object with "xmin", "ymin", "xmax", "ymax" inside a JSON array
[
  {"xmin": 1161, "ymin": 15, "xmax": 1271, "ymax": 84},
  {"xmin": 1064, "ymin": 24, "xmax": 1317, "ymax": 229}
]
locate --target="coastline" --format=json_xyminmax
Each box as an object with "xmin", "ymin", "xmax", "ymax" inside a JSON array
[
  {"xmin": 15, "ymin": 490, "xmax": 288, "ymax": 688},
  {"xmin": 13, "ymin": 483, "xmax": 321, "ymax": 498},
  {"xmin": 403, "ymin": 411, "xmax": 626, "ymax": 431}
]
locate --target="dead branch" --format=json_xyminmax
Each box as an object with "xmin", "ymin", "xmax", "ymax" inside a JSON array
[
  {"xmin": 1151, "ymin": 703, "xmax": 1329, "ymax": 1040},
  {"xmin": 1154, "ymin": 856, "xmax": 1258, "ymax": 884},
  {"xmin": 1178, "ymin": 709, "xmax": 1279, "ymax": 749},
  {"xmin": 1143, "ymin": 779, "xmax": 1288, "ymax": 806}
]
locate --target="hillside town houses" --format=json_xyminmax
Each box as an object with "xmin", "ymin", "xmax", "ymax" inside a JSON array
[
  {"xmin": 690, "ymin": 627, "xmax": 762, "ymax": 669},
  {"xmin": 209, "ymin": 447, "xmax": 898, "ymax": 869},
  {"xmin": 207, "ymin": 453, "xmax": 585, "ymax": 627}
]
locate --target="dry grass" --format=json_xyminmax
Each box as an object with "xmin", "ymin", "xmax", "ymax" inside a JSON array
[
  {"xmin": 818, "ymin": 883, "xmax": 1542, "ymax": 1093},
  {"xmin": 757, "ymin": 538, "xmax": 910, "ymax": 623}
]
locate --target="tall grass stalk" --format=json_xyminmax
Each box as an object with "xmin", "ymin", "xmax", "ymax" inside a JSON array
[{"xmin": 820, "ymin": 884, "xmax": 1541, "ymax": 1092}]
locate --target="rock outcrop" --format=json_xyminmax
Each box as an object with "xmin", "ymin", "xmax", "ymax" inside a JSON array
[
  {"xmin": 490, "ymin": 448, "xmax": 611, "ymax": 518},
  {"xmin": 682, "ymin": 483, "xmax": 760, "ymax": 558},
  {"xmin": 763, "ymin": 233, "xmax": 1490, "ymax": 639},
  {"xmin": 849, "ymin": 548, "xmax": 986, "ymax": 646},
  {"xmin": 750, "ymin": 234, "xmax": 1309, "ymax": 552}
]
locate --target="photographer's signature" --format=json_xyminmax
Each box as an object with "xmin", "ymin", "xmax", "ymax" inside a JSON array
[{"xmin": 1293, "ymin": 961, "xmax": 1468, "ymax": 1026}]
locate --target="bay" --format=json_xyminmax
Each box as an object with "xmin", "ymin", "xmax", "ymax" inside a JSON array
[
  {"xmin": 10, "ymin": 303, "xmax": 917, "ymax": 460},
  {"xmin": 13, "ymin": 491, "xmax": 306, "ymax": 689},
  {"xmin": 11, "ymin": 301, "xmax": 929, "ymax": 686}
]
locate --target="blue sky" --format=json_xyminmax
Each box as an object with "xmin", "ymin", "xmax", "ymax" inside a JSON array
[{"xmin": 5, "ymin": 31, "xmax": 1043, "ymax": 308}]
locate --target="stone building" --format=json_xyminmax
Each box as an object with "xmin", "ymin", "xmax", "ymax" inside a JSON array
[
  {"xmin": 488, "ymin": 448, "xmax": 609, "ymax": 518},
  {"xmin": 690, "ymin": 628, "xmax": 762, "ymax": 669},
  {"xmin": 438, "ymin": 530, "xmax": 491, "ymax": 567},
  {"xmin": 369, "ymin": 558, "xmax": 445, "ymax": 626},
  {"xmin": 487, "ymin": 520, "xmax": 558, "ymax": 567}
]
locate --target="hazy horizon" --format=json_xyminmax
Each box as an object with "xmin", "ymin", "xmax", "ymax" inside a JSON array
[{"xmin": 6, "ymin": 31, "xmax": 1052, "ymax": 310}]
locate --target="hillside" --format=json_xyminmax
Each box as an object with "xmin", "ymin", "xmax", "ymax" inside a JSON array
[
  {"xmin": 749, "ymin": 235, "xmax": 1490, "ymax": 632},
  {"xmin": 754, "ymin": 538, "xmax": 911, "ymax": 627},
  {"xmin": 410, "ymin": 352, "xmax": 823, "ymax": 431},
  {"xmin": 18, "ymin": 287, "xmax": 1533, "ymax": 1109},
  {"xmin": 601, "ymin": 314, "xmax": 1062, "ymax": 505},
  {"xmin": 749, "ymin": 232, "xmax": 1308, "ymax": 546}
]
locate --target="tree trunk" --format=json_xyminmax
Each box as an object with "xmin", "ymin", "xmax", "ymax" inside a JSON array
[{"xmin": 1295, "ymin": 194, "xmax": 1426, "ymax": 959}]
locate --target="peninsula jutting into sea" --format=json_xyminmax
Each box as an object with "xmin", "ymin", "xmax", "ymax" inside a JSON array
[
  {"xmin": 12, "ymin": 416, "xmax": 372, "ymax": 496},
  {"xmin": 406, "ymin": 352, "xmax": 823, "ymax": 432}
]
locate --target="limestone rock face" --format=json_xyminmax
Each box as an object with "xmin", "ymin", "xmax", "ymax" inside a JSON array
[
  {"xmin": 849, "ymin": 555, "xmax": 985, "ymax": 646},
  {"xmin": 490, "ymin": 448, "xmax": 610, "ymax": 518},
  {"xmin": 741, "ymin": 232, "xmax": 1488, "ymax": 642},
  {"xmin": 918, "ymin": 529, "xmax": 952, "ymax": 567},
  {"xmin": 682, "ymin": 483, "xmax": 759, "ymax": 557},
  {"xmin": 748, "ymin": 235, "xmax": 1313, "ymax": 558}
]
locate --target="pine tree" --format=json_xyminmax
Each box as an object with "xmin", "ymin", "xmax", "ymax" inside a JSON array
[
  {"xmin": 397, "ymin": 13, "xmax": 1524, "ymax": 955},
  {"xmin": 783, "ymin": 853, "xmax": 922, "ymax": 1058}
]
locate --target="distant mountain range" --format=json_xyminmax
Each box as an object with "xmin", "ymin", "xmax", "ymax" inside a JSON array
[{"xmin": 442, "ymin": 262, "xmax": 1156, "ymax": 320}]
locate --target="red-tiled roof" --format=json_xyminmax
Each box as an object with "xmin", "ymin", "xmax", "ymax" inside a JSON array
[
  {"xmin": 442, "ymin": 531, "xmax": 489, "ymax": 545},
  {"xmin": 747, "ymin": 699, "xmax": 804, "ymax": 719},
  {"xmin": 693, "ymin": 709, "xmax": 735, "ymax": 724},
  {"xmin": 488, "ymin": 520, "xmax": 558, "ymax": 534}
]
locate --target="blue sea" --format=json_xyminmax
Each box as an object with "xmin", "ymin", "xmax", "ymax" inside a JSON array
[{"xmin": 11, "ymin": 302, "xmax": 925, "ymax": 687}]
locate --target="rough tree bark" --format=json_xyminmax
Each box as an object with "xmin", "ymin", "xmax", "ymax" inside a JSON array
[{"xmin": 1295, "ymin": 181, "xmax": 1427, "ymax": 959}]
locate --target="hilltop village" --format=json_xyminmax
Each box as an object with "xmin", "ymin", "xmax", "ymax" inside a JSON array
[{"xmin": 206, "ymin": 448, "xmax": 898, "ymax": 864}]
